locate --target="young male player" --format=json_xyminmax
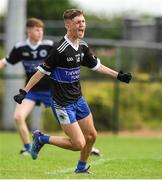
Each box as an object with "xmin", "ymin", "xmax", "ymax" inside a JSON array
[
  {"xmin": 0, "ymin": 18, "xmax": 53, "ymax": 155},
  {"xmin": 14, "ymin": 9, "xmax": 131, "ymax": 173},
  {"xmin": 0, "ymin": 17, "xmax": 100, "ymax": 157}
]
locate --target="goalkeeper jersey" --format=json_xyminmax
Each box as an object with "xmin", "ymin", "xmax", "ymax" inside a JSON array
[
  {"xmin": 38, "ymin": 35, "xmax": 100, "ymax": 106},
  {"xmin": 5, "ymin": 39, "xmax": 53, "ymax": 91}
]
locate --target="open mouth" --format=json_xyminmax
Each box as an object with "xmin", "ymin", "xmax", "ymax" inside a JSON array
[{"xmin": 78, "ymin": 29, "xmax": 84, "ymax": 33}]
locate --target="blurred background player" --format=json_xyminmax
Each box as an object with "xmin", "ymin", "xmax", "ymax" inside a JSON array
[
  {"xmin": 0, "ymin": 18, "xmax": 53, "ymax": 155},
  {"xmin": 0, "ymin": 17, "xmax": 100, "ymax": 156}
]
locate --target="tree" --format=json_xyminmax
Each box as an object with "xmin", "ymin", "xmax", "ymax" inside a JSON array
[{"xmin": 27, "ymin": 0, "xmax": 77, "ymax": 20}]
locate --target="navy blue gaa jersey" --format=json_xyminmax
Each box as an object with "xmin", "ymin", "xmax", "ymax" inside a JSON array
[
  {"xmin": 5, "ymin": 39, "xmax": 53, "ymax": 91},
  {"xmin": 38, "ymin": 36, "xmax": 100, "ymax": 106}
]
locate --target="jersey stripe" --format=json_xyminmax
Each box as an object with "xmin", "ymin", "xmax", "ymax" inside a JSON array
[
  {"xmin": 79, "ymin": 40, "xmax": 88, "ymax": 47},
  {"xmin": 37, "ymin": 65, "xmax": 51, "ymax": 76},
  {"xmin": 57, "ymin": 41, "xmax": 68, "ymax": 51},
  {"xmin": 58, "ymin": 44, "xmax": 69, "ymax": 53}
]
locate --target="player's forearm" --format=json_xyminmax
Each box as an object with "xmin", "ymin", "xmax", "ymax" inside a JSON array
[
  {"xmin": 24, "ymin": 70, "xmax": 45, "ymax": 92},
  {"xmin": 96, "ymin": 64, "xmax": 118, "ymax": 78}
]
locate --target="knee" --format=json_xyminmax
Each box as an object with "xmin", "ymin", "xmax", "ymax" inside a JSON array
[
  {"xmin": 14, "ymin": 112, "xmax": 25, "ymax": 124},
  {"xmin": 85, "ymin": 130, "xmax": 97, "ymax": 144},
  {"xmin": 72, "ymin": 139, "xmax": 86, "ymax": 151}
]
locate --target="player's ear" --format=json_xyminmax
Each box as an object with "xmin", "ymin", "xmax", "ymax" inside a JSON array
[
  {"xmin": 64, "ymin": 19, "xmax": 71, "ymax": 30},
  {"xmin": 26, "ymin": 27, "xmax": 30, "ymax": 36}
]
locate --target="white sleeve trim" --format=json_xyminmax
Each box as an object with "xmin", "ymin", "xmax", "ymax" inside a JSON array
[
  {"xmin": 37, "ymin": 66, "xmax": 51, "ymax": 76},
  {"xmin": 91, "ymin": 58, "xmax": 101, "ymax": 71},
  {"xmin": 2, "ymin": 58, "xmax": 10, "ymax": 65}
]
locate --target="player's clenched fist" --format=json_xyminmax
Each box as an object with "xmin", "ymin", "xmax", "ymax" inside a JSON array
[
  {"xmin": 14, "ymin": 89, "xmax": 27, "ymax": 104},
  {"xmin": 117, "ymin": 70, "xmax": 132, "ymax": 83}
]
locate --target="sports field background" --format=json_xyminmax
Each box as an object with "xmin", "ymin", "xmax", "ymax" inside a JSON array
[{"xmin": 0, "ymin": 131, "xmax": 161, "ymax": 179}]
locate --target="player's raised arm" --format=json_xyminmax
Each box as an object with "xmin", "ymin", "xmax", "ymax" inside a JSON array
[
  {"xmin": 96, "ymin": 64, "xmax": 132, "ymax": 83},
  {"xmin": 14, "ymin": 70, "xmax": 45, "ymax": 104}
]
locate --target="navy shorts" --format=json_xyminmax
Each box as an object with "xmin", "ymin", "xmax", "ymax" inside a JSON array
[
  {"xmin": 25, "ymin": 91, "xmax": 51, "ymax": 107},
  {"xmin": 51, "ymin": 97, "xmax": 91, "ymax": 125}
]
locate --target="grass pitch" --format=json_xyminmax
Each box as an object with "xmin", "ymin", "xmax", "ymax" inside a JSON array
[{"xmin": 0, "ymin": 131, "xmax": 162, "ymax": 179}]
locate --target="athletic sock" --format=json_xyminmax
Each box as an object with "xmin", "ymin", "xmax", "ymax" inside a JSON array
[
  {"xmin": 24, "ymin": 143, "xmax": 30, "ymax": 151},
  {"xmin": 76, "ymin": 160, "xmax": 87, "ymax": 170},
  {"xmin": 39, "ymin": 135, "xmax": 50, "ymax": 144}
]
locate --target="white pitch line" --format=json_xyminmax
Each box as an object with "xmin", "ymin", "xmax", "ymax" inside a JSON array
[
  {"xmin": 45, "ymin": 157, "xmax": 111, "ymax": 175},
  {"xmin": 45, "ymin": 157, "xmax": 162, "ymax": 175}
]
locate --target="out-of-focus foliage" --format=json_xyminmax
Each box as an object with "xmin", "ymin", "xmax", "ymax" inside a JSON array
[
  {"xmin": 27, "ymin": 0, "xmax": 123, "ymax": 39},
  {"xmin": 0, "ymin": 54, "xmax": 4, "ymax": 128},
  {"xmin": 82, "ymin": 81, "xmax": 162, "ymax": 131},
  {"xmin": 86, "ymin": 15, "xmax": 123, "ymax": 39},
  {"xmin": 44, "ymin": 16, "xmax": 123, "ymax": 39},
  {"xmin": 27, "ymin": 0, "xmax": 77, "ymax": 20}
]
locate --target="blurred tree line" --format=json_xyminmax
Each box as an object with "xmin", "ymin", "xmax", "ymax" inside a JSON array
[
  {"xmin": 27, "ymin": 0, "xmax": 123, "ymax": 39},
  {"xmin": 27, "ymin": 0, "xmax": 75, "ymax": 20}
]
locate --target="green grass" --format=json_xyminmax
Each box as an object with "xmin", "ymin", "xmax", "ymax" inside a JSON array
[{"xmin": 0, "ymin": 132, "xmax": 162, "ymax": 179}]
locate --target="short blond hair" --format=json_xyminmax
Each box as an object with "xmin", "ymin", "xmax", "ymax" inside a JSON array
[
  {"xmin": 26, "ymin": 18, "xmax": 44, "ymax": 28},
  {"xmin": 63, "ymin": 9, "xmax": 84, "ymax": 20}
]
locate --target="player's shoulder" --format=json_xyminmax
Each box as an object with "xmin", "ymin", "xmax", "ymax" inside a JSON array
[
  {"xmin": 41, "ymin": 39, "xmax": 54, "ymax": 46},
  {"xmin": 56, "ymin": 38, "xmax": 69, "ymax": 54},
  {"xmin": 79, "ymin": 39, "xmax": 88, "ymax": 48},
  {"xmin": 14, "ymin": 40, "xmax": 27, "ymax": 49}
]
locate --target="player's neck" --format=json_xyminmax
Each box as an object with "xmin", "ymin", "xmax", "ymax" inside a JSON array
[
  {"xmin": 29, "ymin": 39, "xmax": 40, "ymax": 46},
  {"xmin": 66, "ymin": 34, "xmax": 78, "ymax": 48}
]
